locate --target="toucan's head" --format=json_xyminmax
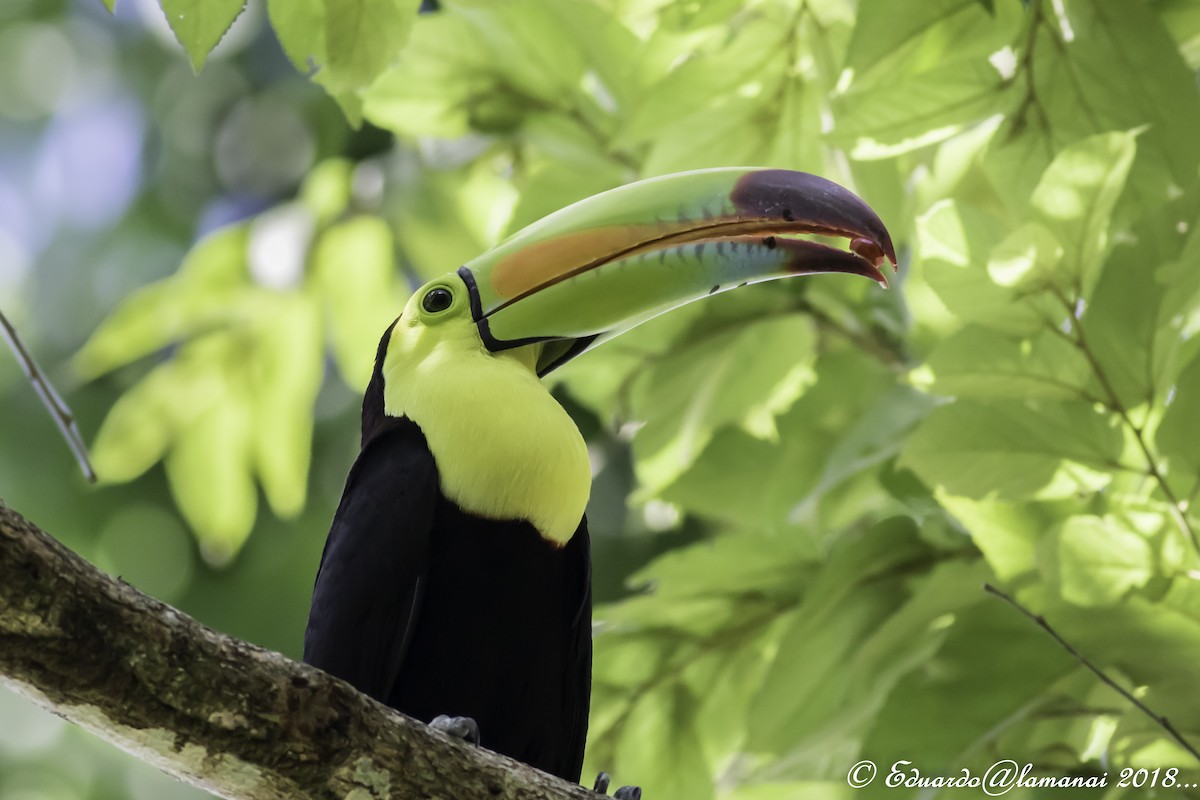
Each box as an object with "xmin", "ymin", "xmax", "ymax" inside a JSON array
[{"xmin": 384, "ymin": 167, "xmax": 895, "ymax": 384}]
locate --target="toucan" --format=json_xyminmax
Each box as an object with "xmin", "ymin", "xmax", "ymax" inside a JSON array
[{"xmin": 303, "ymin": 168, "xmax": 895, "ymax": 788}]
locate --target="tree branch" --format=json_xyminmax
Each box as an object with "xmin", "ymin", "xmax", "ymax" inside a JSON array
[{"xmin": 0, "ymin": 499, "xmax": 599, "ymax": 800}]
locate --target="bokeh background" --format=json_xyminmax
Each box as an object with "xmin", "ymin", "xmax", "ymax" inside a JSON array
[
  {"xmin": 6, "ymin": 1, "xmax": 1200, "ymax": 799},
  {"xmin": 0, "ymin": 3, "xmax": 700, "ymax": 797},
  {"xmin": 0, "ymin": 2, "xmax": 344, "ymax": 798}
]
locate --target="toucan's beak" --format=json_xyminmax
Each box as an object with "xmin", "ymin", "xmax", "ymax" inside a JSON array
[{"xmin": 459, "ymin": 168, "xmax": 897, "ymax": 375}]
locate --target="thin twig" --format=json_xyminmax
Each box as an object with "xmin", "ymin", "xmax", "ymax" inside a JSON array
[
  {"xmin": 0, "ymin": 307, "xmax": 96, "ymax": 482},
  {"xmin": 983, "ymin": 583, "xmax": 1200, "ymax": 764},
  {"xmin": 1044, "ymin": 287, "xmax": 1200, "ymax": 555}
]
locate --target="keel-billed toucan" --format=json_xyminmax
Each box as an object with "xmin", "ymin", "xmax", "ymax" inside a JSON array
[{"xmin": 303, "ymin": 168, "xmax": 895, "ymax": 783}]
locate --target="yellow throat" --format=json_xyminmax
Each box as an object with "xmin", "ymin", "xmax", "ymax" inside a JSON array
[{"xmin": 380, "ymin": 278, "xmax": 591, "ymax": 545}]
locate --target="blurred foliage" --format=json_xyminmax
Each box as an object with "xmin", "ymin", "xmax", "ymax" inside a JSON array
[{"xmin": 4, "ymin": 0, "xmax": 1200, "ymax": 799}]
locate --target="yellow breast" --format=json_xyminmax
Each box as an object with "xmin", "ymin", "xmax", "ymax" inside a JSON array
[{"xmin": 381, "ymin": 318, "xmax": 591, "ymax": 545}]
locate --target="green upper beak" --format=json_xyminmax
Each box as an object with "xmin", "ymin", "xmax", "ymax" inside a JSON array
[{"xmin": 458, "ymin": 167, "xmax": 897, "ymax": 375}]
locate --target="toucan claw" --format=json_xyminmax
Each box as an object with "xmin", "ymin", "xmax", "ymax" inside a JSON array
[
  {"xmin": 593, "ymin": 771, "xmax": 641, "ymax": 799},
  {"xmin": 429, "ymin": 714, "xmax": 480, "ymax": 746},
  {"xmin": 594, "ymin": 772, "xmax": 611, "ymax": 793}
]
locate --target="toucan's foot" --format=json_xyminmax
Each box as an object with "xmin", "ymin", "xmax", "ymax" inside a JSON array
[
  {"xmin": 429, "ymin": 715, "xmax": 480, "ymax": 746},
  {"xmin": 593, "ymin": 772, "xmax": 641, "ymax": 799}
]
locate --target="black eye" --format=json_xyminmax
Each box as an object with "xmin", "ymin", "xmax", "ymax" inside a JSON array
[{"xmin": 422, "ymin": 287, "xmax": 453, "ymax": 313}]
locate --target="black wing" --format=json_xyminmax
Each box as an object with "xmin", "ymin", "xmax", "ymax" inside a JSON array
[
  {"xmin": 303, "ymin": 420, "xmax": 439, "ymax": 701},
  {"xmin": 563, "ymin": 514, "xmax": 593, "ymax": 782}
]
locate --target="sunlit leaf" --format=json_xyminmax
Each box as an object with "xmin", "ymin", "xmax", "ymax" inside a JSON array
[
  {"xmin": 157, "ymin": 0, "xmax": 247, "ymax": 73},
  {"xmin": 917, "ymin": 200, "xmax": 1058, "ymax": 335},
  {"xmin": 1055, "ymin": 516, "xmax": 1153, "ymax": 606},
  {"xmin": 662, "ymin": 350, "xmax": 891, "ymax": 531},
  {"xmin": 311, "ymin": 216, "xmax": 399, "ymax": 389},
  {"xmin": 1161, "ymin": 0, "xmax": 1200, "ymax": 68},
  {"xmin": 250, "ymin": 295, "xmax": 323, "ymax": 518},
  {"xmin": 1030, "ymin": 130, "xmax": 1137, "ymax": 299},
  {"xmin": 846, "ymin": 0, "xmax": 984, "ymax": 80},
  {"xmin": 269, "ymin": 0, "xmax": 417, "ymax": 116},
  {"xmin": 91, "ymin": 365, "xmax": 191, "ymax": 483},
  {"xmin": 325, "ymin": 0, "xmax": 417, "ymax": 93},
  {"xmin": 361, "ymin": 11, "xmax": 492, "ymax": 138},
  {"xmin": 899, "ymin": 399, "xmax": 1124, "ymax": 501},
  {"xmin": 984, "ymin": 0, "xmax": 1200, "ymax": 212},
  {"xmin": 766, "ymin": 77, "xmax": 824, "ymax": 174},
  {"xmin": 924, "ymin": 325, "xmax": 1092, "ymax": 401},
  {"xmin": 615, "ymin": 12, "xmax": 789, "ymax": 149},
  {"xmin": 162, "ymin": 337, "xmax": 258, "ymax": 564},
  {"xmin": 299, "ymin": 158, "xmax": 354, "ymax": 225},
  {"xmin": 74, "ymin": 225, "xmax": 250, "ymax": 379},
  {"xmin": 630, "ymin": 314, "xmax": 817, "ymax": 496},
  {"xmin": 833, "ymin": 59, "xmax": 1006, "ymax": 160},
  {"xmin": 1082, "ymin": 194, "xmax": 1200, "ymax": 412},
  {"xmin": 1158, "ymin": 352, "xmax": 1200, "ymax": 493}
]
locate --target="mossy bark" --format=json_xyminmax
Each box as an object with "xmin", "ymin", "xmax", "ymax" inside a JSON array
[{"xmin": 0, "ymin": 500, "xmax": 596, "ymax": 800}]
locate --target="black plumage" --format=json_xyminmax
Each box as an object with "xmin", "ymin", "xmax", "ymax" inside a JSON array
[{"xmin": 304, "ymin": 330, "xmax": 592, "ymax": 781}]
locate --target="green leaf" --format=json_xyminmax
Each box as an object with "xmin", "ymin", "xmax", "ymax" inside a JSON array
[
  {"xmin": 661, "ymin": 350, "xmax": 891, "ymax": 530},
  {"xmin": 101, "ymin": 0, "xmax": 115, "ymax": 11},
  {"xmin": 616, "ymin": 12, "xmax": 788, "ymax": 148},
  {"xmin": 747, "ymin": 518, "xmax": 952, "ymax": 758},
  {"xmin": 900, "ymin": 399, "xmax": 1124, "ymax": 501},
  {"xmin": 939, "ymin": 496, "xmax": 1044, "ymax": 581},
  {"xmin": 726, "ymin": 783, "xmax": 855, "ymax": 800},
  {"xmin": 630, "ymin": 314, "xmax": 817, "ymax": 496},
  {"xmin": 1055, "ymin": 516, "xmax": 1153, "ymax": 606},
  {"xmin": 161, "ymin": 337, "xmax": 258, "ymax": 564},
  {"xmin": 361, "ymin": 11, "xmax": 493, "ymax": 138},
  {"xmin": 1161, "ymin": 0, "xmax": 1200, "ymax": 68},
  {"xmin": 1157, "ymin": 352, "xmax": 1200, "ymax": 491},
  {"xmin": 311, "ymin": 216, "xmax": 400, "ymax": 390},
  {"xmin": 846, "ymin": 0, "xmax": 984, "ymax": 80},
  {"xmin": 612, "ymin": 685, "xmax": 714, "ymax": 800},
  {"xmin": 520, "ymin": 113, "xmax": 624, "ymax": 177},
  {"xmin": 622, "ymin": 532, "xmax": 814, "ymax": 603},
  {"xmin": 90, "ymin": 364, "xmax": 191, "ymax": 484},
  {"xmin": 541, "ymin": 1, "xmax": 642, "ymax": 112},
  {"xmin": 269, "ymin": 0, "xmax": 417, "ymax": 109},
  {"xmin": 642, "ymin": 96, "xmax": 770, "ymax": 176},
  {"xmin": 1045, "ymin": 595, "xmax": 1200, "ymax": 732},
  {"xmin": 74, "ymin": 225, "xmax": 251, "ymax": 379},
  {"xmin": 923, "ymin": 325, "xmax": 1093, "ymax": 401},
  {"xmin": 984, "ymin": 0, "xmax": 1200, "ymax": 212},
  {"xmin": 158, "ymin": 0, "xmax": 247, "ymax": 72},
  {"xmin": 1081, "ymin": 197, "xmax": 1200, "ymax": 412},
  {"xmin": 986, "ymin": 221, "xmax": 1063, "ymax": 291},
  {"xmin": 504, "ymin": 162, "xmax": 623, "ymax": 237},
  {"xmin": 917, "ymin": 200, "xmax": 1058, "ymax": 335},
  {"xmin": 456, "ymin": 0, "xmax": 588, "ymax": 105},
  {"xmin": 833, "ymin": 59, "xmax": 1006, "ymax": 160},
  {"xmin": 299, "ymin": 159, "xmax": 354, "ymax": 226},
  {"xmin": 249, "ymin": 295, "xmax": 323, "ymax": 518},
  {"xmin": 766, "ymin": 77, "xmax": 824, "ymax": 174},
  {"xmin": 790, "ymin": 385, "xmax": 934, "ymax": 522},
  {"xmin": 1030, "ymin": 130, "xmax": 1138, "ymax": 299},
  {"xmin": 863, "ymin": 599, "xmax": 1076, "ymax": 772},
  {"xmin": 325, "ymin": 0, "xmax": 416, "ymax": 93}
]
